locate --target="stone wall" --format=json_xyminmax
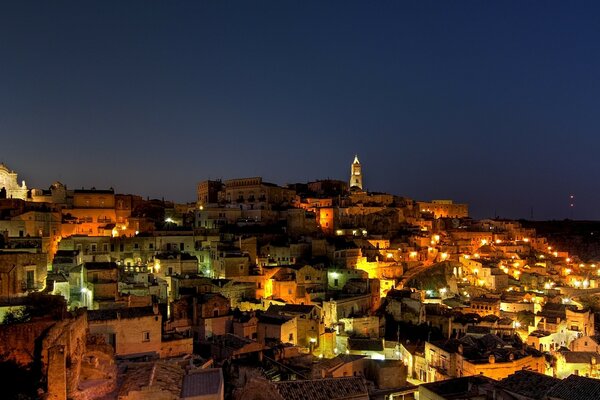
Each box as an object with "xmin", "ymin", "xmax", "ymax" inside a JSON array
[
  {"xmin": 0, "ymin": 318, "xmax": 55, "ymax": 365},
  {"xmin": 160, "ymin": 337, "xmax": 193, "ymax": 358},
  {"xmin": 42, "ymin": 311, "xmax": 88, "ymax": 396}
]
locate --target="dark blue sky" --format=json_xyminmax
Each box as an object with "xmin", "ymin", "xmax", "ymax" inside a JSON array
[{"xmin": 1, "ymin": 1, "xmax": 599, "ymax": 220}]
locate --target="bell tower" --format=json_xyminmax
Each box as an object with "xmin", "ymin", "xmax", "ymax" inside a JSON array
[{"xmin": 350, "ymin": 155, "xmax": 363, "ymax": 190}]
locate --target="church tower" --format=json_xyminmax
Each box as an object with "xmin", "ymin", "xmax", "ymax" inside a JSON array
[{"xmin": 349, "ymin": 155, "xmax": 363, "ymax": 190}]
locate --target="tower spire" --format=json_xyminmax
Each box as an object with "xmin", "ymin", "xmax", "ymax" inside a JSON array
[{"xmin": 349, "ymin": 154, "xmax": 363, "ymax": 190}]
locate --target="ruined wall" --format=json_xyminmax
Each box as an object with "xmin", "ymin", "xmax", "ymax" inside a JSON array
[
  {"xmin": 47, "ymin": 345, "xmax": 67, "ymax": 400},
  {"xmin": 0, "ymin": 318, "xmax": 55, "ymax": 365},
  {"xmin": 42, "ymin": 311, "xmax": 88, "ymax": 396}
]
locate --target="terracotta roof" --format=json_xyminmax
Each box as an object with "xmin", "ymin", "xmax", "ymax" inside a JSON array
[
  {"xmin": 467, "ymin": 326, "xmax": 491, "ymax": 334},
  {"xmin": 274, "ymin": 304, "xmax": 318, "ymax": 314},
  {"xmin": 545, "ymin": 374, "xmax": 600, "ymax": 400},
  {"xmin": 420, "ymin": 375, "xmax": 495, "ymax": 397},
  {"xmin": 471, "ymin": 296, "xmax": 500, "ymax": 304},
  {"xmin": 499, "ymin": 370, "xmax": 560, "ymax": 399},
  {"xmin": 258, "ymin": 314, "xmax": 294, "ymax": 326},
  {"xmin": 119, "ymin": 362, "xmax": 183, "ymax": 398},
  {"xmin": 181, "ymin": 368, "xmax": 223, "ymax": 398},
  {"xmin": 273, "ymin": 376, "xmax": 368, "ymax": 400},
  {"xmin": 84, "ymin": 261, "xmax": 117, "ymax": 270},
  {"xmin": 347, "ymin": 338, "xmax": 383, "ymax": 352},
  {"xmin": 561, "ymin": 351, "xmax": 599, "ymax": 364},
  {"xmin": 312, "ymin": 354, "xmax": 366, "ymax": 374}
]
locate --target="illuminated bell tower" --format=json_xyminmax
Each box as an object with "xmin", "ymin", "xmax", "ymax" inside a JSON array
[{"xmin": 350, "ymin": 155, "xmax": 363, "ymax": 190}]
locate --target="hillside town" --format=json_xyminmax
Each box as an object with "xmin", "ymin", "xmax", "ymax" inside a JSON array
[{"xmin": 1, "ymin": 157, "xmax": 599, "ymax": 400}]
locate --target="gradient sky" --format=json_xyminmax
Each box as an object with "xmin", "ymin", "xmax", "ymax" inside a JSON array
[{"xmin": 1, "ymin": 1, "xmax": 599, "ymax": 220}]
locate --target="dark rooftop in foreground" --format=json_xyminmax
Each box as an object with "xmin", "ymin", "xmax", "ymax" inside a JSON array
[
  {"xmin": 499, "ymin": 370, "xmax": 560, "ymax": 400},
  {"xmin": 545, "ymin": 374, "xmax": 600, "ymax": 400},
  {"xmin": 181, "ymin": 369, "xmax": 223, "ymax": 398},
  {"xmin": 272, "ymin": 376, "xmax": 368, "ymax": 400}
]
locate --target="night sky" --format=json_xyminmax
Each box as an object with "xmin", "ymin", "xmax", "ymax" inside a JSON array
[{"xmin": 1, "ymin": 1, "xmax": 599, "ymax": 220}]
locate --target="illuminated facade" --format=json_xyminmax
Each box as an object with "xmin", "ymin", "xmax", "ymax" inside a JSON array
[
  {"xmin": 350, "ymin": 155, "xmax": 363, "ymax": 190},
  {"xmin": 223, "ymin": 177, "xmax": 295, "ymax": 206},
  {"xmin": 417, "ymin": 199, "xmax": 468, "ymax": 219},
  {"xmin": 0, "ymin": 163, "xmax": 28, "ymax": 200},
  {"xmin": 61, "ymin": 189, "xmax": 117, "ymax": 236}
]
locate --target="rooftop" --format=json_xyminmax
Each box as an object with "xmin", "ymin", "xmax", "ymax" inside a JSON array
[
  {"xmin": 272, "ymin": 376, "xmax": 368, "ymax": 400},
  {"xmin": 181, "ymin": 368, "xmax": 223, "ymax": 398},
  {"xmin": 118, "ymin": 362, "xmax": 183, "ymax": 398},
  {"xmin": 545, "ymin": 374, "xmax": 600, "ymax": 400},
  {"xmin": 498, "ymin": 370, "xmax": 560, "ymax": 400}
]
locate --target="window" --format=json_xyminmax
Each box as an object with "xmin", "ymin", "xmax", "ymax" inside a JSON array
[
  {"xmin": 134, "ymin": 243, "xmax": 139, "ymax": 249},
  {"xmin": 289, "ymin": 333, "xmax": 294, "ymax": 342},
  {"xmin": 142, "ymin": 331, "xmax": 150, "ymax": 342},
  {"xmin": 334, "ymin": 279, "xmax": 339, "ymax": 287},
  {"xmin": 305, "ymin": 275, "xmax": 311, "ymax": 281},
  {"xmin": 26, "ymin": 270, "xmax": 35, "ymax": 289}
]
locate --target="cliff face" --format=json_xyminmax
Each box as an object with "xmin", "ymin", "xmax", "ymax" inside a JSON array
[{"xmin": 521, "ymin": 220, "xmax": 600, "ymax": 261}]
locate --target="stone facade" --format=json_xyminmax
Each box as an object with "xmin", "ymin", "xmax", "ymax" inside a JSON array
[
  {"xmin": 88, "ymin": 306, "xmax": 162, "ymax": 358},
  {"xmin": 0, "ymin": 252, "xmax": 48, "ymax": 297},
  {"xmin": 0, "ymin": 163, "xmax": 28, "ymax": 200}
]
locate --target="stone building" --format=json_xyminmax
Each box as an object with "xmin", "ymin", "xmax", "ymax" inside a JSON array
[
  {"xmin": 197, "ymin": 179, "xmax": 224, "ymax": 207},
  {"xmin": 88, "ymin": 306, "xmax": 162, "ymax": 358},
  {"xmin": 0, "ymin": 252, "xmax": 47, "ymax": 297},
  {"xmin": 85, "ymin": 261, "xmax": 119, "ymax": 306},
  {"xmin": 349, "ymin": 155, "xmax": 363, "ymax": 190},
  {"xmin": 192, "ymin": 293, "xmax": 232, "ymax": 341},
  {"xmin": 0, "ymin": 163, "xmax": 28, "ymax": 200},
  {"xmin": 417, "ymin": 199, "xmax": 468, "ymax": 219},
  {"xmin": 266, "ymin": 304, "xmax": 324, "ymax": 348},
  {"xmin": 223, "ymin": 177, "xmax": 295, "ymax": 207},
  {"xmin": 256, "ymin": 314, "xmax": 298, "ymax": 345},
  {"xmin": 61, "ymin": 188, "xmax": 116, "ymax": 236}
]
